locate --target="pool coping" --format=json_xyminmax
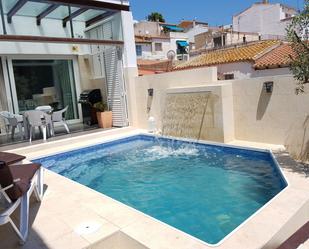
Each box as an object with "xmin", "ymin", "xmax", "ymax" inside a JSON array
[{"xmin": 5, "ymin": 127, "xmax": 309, "ymax": 249}]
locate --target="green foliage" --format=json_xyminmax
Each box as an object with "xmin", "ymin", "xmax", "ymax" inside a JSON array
[
  {"xmin": 286, "ymin": 0, "xmax": 309, "ymax": 94},
  {"xmin": 147, "ymin": 12, "xmax": 165, "ymax": 22},
  {"xmin": 93, "ymin": 102, "xmax": 108, "ymax": 112}
]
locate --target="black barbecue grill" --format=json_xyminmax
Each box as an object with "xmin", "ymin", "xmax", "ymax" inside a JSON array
[{"xmin": 78, "ymin": 89, "xmax": 102, "ymax": 126}]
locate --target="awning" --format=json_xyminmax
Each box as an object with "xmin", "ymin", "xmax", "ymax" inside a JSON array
[
  {"xmin": 162, "ymin": 25, "xmax": 184, "ymax": 32},
  {"xmin": 177, "ymin": 40, "xmax": 189, "ymax": 47}
]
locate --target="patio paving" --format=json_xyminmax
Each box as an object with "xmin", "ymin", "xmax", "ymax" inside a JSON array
[{"xmin": 0, "ymin": 128, "xmax": 308, "ymax": 249}]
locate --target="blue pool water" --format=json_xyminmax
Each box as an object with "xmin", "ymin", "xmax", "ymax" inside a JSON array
[{"xmin": 35, "ymin": 135, "xmax": 287, "ymax": 244}]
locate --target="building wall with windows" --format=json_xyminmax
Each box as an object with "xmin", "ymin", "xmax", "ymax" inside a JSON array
[
  {"xmin": 0, "ymin": 2, "xmax": 137, "ymax": 131},
  {"xmin": 216, "ymin": 62, "xmax": 290, "ymax": 80},
  {"xmin": 134, "ymin": 35, "xmax": 189, "ymax": 61},
  {"xmin": 232, "ymin": 3, "xmax": 296, "ymax": 37},
  {"xmin": 135, "ymin": 43, "xmax": 152, "ymax": 59}
]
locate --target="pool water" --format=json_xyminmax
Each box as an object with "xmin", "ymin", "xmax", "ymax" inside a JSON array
[{"xmin": 36, "ymin": 135, "xmax": 287, "ymax": 244}]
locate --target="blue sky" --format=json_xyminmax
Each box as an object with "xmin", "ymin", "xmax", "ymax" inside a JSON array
[{"xmin": 130, "ymin": 0, "xmax": 303, "ymax": 25}]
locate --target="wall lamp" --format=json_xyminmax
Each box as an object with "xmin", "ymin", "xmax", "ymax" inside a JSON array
[
  {"xmin": 148, "ymin": 88, "xmax": 154, "ymax": 97},
  {"xmin": 264, "ymin": 81, "xmax": 274, "ymax": 93}
]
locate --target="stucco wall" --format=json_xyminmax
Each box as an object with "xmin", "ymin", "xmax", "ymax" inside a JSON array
[
  {"xmin": 232, "ymin": 3, "xmax": 294, "ymax": 37},
  {"xmin": 216, "ymin": 62, "xmax": 290, "ymax": 80},
  {"xmin": 217, "ymin": 62, "xmax": 254, "ymax": 79},
  {"xmin": 232, "ymin": 75, "xmax": 309, "ymax": 161},
  {"xmin": 77, "ymin": 55, "xmax": 107, "ymax": 103}
]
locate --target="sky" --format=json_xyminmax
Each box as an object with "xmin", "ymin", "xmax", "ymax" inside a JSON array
[{"xmin": 130, "ymin": 0, "xmax": 303, "ymax": 26}]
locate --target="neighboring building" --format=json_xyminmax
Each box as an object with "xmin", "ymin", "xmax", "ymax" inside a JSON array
[
  {"xmin": 178, "ymin": 20, "xmax": 209, "ymax": 50},
  {"xmin": 0, "ymin": 0, "xmax": 137, "ymax": 134},
  {"xmin": 194, "ymin": 28, "xmax": 261, "ymax": 51},
  {"xmin": 134, "ymin": 21, "xmax": 189, "ymax": 61},
  {"xmin": 137, "ymin": 59, "xmax": 172, "ymax": 76},
  {"xmin": 232, "ymin": 0, "xmax": 297, "ymax": 38},
  {"xmin": 253, "ymin": 43, "xmax": 295, "ymax": 77},
  {"xmin": 174, "ymin": 40, "xmax": 294, "ymax": 79}
]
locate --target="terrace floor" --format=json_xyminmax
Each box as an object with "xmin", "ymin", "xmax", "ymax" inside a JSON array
[
  {"xmin": 0, "ymin": 128, "xmax": 308, "ymax": 249},
  {"xmin": 0, "ymin": 123, "xmax": 100, "ymax": 149}
]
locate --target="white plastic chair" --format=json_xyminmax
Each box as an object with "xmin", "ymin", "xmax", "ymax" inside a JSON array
[
  {"xmin": 24, "ymin": 111, "xmax": 53, "ymax": 142},
  {"xmin": 0, "ymin": 111, "xmax": 24, "ymax": 139},
  {"xmin": 52, "ymin": 106, "xmax": 70, "ymax": 134},
  {"xmin": 35, "ymin": 106, "xmax": 53, "ymax": 113},
  {"xmin": 0, "ymin": 161, "xmax": 43, "ymax": 244}
]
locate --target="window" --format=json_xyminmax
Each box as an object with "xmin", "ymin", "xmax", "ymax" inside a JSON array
[
  {"xmin": 224, "ymin": 74, "xmax": 234, "ymax": 80},
  {"xmin": 285, "ymin": 13, "xmax": 292, "ymax": 19},
  {"xmin": 243, "ymin": 35, "xmax": 246, "ymax": 43},
  {"xmin": 136, "ymin": 45, "xmax": 142, "ymax": 56},
  {"xmin": 155, "ymin": 43, "xmax": 163, "ymax": 52},
  {"xmin": 213, "ymin": 36, "xmax": 226, "ymax": 48},
  {"xmin": 13, "ymin": 60, "xmax": 79, "ymax": 120}
]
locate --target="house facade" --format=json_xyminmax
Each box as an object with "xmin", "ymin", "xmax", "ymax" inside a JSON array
[
  {"xmin": 194, "ymin": 28, "xmax": 261, "ymax": 51},
  {"xmin": 175, "ymin": 41, "xmax": 293, "ymax": 80},
  {"xmin": 134, "ymin": 21, "xmax": 189, "ymax": 61},
  {"xmin": 178, "ymin": 20, "xmax": 209, "ymax": 50},
  {"xmin": 232, "ymin": 0, "xmax": 297, "ymax": 38},
  {"xmin": 0, "ymin": 0, "xmax": 137, "ymax": 134}
]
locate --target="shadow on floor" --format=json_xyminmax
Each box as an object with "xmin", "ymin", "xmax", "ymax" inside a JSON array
[
  {"xmin": 277, "ymin": 222, "xmax": 309, "ymax": 249},
  {"xmin": 274, "ymin": 151, "xmax": 309, "ymax": 177},
  {"xmin": 0, "ymin": 184, "xmax": 51, "ymax": 249}
]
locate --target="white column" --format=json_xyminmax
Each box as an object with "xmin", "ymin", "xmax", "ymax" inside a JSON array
[
  {"xmin": 120, "ymin": 10, "xmax": 137, "ymax": 69},
  {"xmin": 120, "ymin": 10, "xmax": 139, "ymax": 126}
]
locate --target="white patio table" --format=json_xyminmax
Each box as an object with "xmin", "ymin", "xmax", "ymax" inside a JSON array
[{"xmin": 22, "ymin": 110, "xmax": 54, "ymax": 142}]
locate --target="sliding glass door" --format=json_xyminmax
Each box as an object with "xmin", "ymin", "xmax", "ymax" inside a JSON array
[{"xmin": 11, "ymin": 59, "xmax": 79, "ymax": 120}]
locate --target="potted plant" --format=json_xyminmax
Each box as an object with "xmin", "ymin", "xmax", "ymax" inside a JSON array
[{"xmin": 93, "ymin": 102, "xmax": 112, "ymax": 128}]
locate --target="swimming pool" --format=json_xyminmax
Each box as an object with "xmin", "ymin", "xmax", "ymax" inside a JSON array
[{"xmin": 35, "ymin": 135, "xmax": 287, "ymax": 245}]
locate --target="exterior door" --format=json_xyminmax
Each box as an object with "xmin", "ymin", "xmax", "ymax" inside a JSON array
[{"xmin": 103, "ymin": 47, "xmax": 128, "ymax": 127}]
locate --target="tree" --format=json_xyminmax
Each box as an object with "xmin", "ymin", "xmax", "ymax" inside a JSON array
[
  {"xmin": 286, "ymin": 0, "xmax": 309, "ymax": 94},
  {"xmin": 147, "ymin": 12, "xmax": 165, "ymax": 22}
]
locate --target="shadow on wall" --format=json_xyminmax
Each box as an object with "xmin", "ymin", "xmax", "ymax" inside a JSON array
[
  {"xmin": 256, "ymin": 85, "xmax": 272, "ymax": 120},
  {"xmin": 286, "ymin": 114, "xmax": 309, "ymax": 165}
]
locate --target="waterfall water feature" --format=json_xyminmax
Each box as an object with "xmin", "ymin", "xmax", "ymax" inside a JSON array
[{"xmin": 161, "ymin": 92, "xmax": 211, "ymax": 140}]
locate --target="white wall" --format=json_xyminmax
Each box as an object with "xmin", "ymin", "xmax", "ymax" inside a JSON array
[
  {"xmin": 225, "ymin": 32, "xmax": 260, "ymax": 45},
  {"xmin": 136, "ymin": 43, "xmax": 152, "ymax": 59},
  {"xmin": 217, "ymin": 62, "xmax": 253, "ymax": 79},
  {"xmin": 232, "ymin": 3, "xmax": 294, "ymax": 37},
  {"xmin": 232, "ymin": 75, "xmax": 309, "ymax": 161},
  {"xmin": 185, "ymin": 25, "xmax": 209, "ymax": 43},
  {"xmin": 151, "ymin": 38, "xmax": 171, "ymax": 60},
  {"xmin": 134, "ymin": 21, "xmax": 161, "ymax": 36},
  {"xmin": 120, "ymin": 11, "xmax": 137, "ymax": 68},
  {"xmin": 217, "ymin": 62, "xmax": 291, "ymax": 80},
  {"xmin": 253, "ymin": 67, "xmax": 291, "ymax": 78},
  {"xmin": 137, "ymin": 33, "xmax": 189, "ymax": 61}
]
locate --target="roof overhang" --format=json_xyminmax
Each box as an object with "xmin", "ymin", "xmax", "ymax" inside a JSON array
[
  {"xmin": 0, "ymin": 34, "xmax": 124, "ymax": 45},
  {"xmin": 0, "ymin": 0, "xmax": 129, "ymax": 43},
  {"xmin": 34, "ymin": 0, "xmax": 130, "ymax": 11}
]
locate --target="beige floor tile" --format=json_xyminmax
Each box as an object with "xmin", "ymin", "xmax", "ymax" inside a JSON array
[
  {"xmin": 81, "ymin": 197, "xmax": 145, "ymax": 229},
  {"xmin": 43, "ymin": 232, "xmax": 90, "ymax": 249},
  {"xmin": 122, "ymin": 216, "xmax": 207, "ymax": 249},
  {"xmin": 32, "ymin": 215, "xmax": 73, "ymax": 242}
]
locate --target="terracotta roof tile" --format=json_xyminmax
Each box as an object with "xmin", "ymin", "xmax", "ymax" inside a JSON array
[
  {"xmin": 174, "ymin": 40, "xmax": 280, "ymax": 70},
  {"xmin": 254, "ymin": 43, "xmax": 296, "ymax": 69},
  {"xmin": 138, "ymin": 69, "xmax": 157, "ymax": 76}
]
